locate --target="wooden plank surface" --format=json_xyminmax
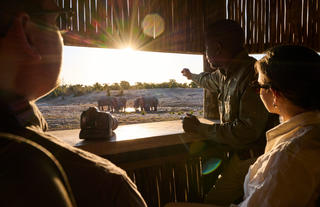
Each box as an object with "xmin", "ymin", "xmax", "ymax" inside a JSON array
[{"xmin": 49, "ymin": 119, "xmax": 216, "ymax": 156}]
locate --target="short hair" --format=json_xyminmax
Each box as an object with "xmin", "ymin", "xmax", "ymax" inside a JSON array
[
  {"xmin": 205, "ymin": 19, "xmax": 245, "ymax": 49},
  {"xmin": 255, "ymin": 45, "xmax": 320, "ymax": 110},
  {"xmin": 0, "ymin": 0, "xmax": 44, "ymax": 36}
]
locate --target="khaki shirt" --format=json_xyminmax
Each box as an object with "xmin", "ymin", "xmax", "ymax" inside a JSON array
[
  {"xmin": 191, "ymin": 51, "xmax": 271, "ymax": 150},
  {"xmin": 239, "ymin": 111, "xmax": 320, "ymax": 207}
]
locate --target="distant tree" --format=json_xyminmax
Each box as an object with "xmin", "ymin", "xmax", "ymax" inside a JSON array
[
  {"xmin": 168, "ymin": 79, "xmax": 178, "ymax": 88},
  {"xmin": 93, "ymin": 82, "xmax": 103, "ymax": 91},
  {"xmin": 158, "ymin": 82, "xmax": 169, "ymax": 88},
  {"xmin": 67, "ymin": 84, "xmax": 86, "ymax": 96},
  {"xmin": 143, "ymin": 82, "xmax": 155, "ymax": 89},
  {"xmin": 189, "ymin": 81, "xmax": 198, "ymax": 88},
  {"xmin": 134, "ymin": 82, "xmax": 144, "ymax": 89},
  {"xmin": 110, "ymin": 83, "xmax": 121, "ymax": 90},
  {"xmin": 44, "ymin": 79, "xmax": 197, "ymax": 100},
  {"xmin": 102, "ymin": 83, "xmax": 109, "ymax": 90},
  {"xmin": 181, "ymin": 83, "xmax": 188, "ymax": 88},
  {"xmin": 120, "ymin": 81, "xmax": 130, "ymax": 90}
]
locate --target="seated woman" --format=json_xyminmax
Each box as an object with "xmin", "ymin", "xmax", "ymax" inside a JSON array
[
  {"xmin": 166, "ymin": 45, "xmax": 320, "ymax": 207},
  {"xmin": 240, "ymin": 45, "xmax": 320, "ymax": 206}
]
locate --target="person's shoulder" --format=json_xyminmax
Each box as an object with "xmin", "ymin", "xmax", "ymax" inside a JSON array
[
  {"xmin": 25, "ymin": 127, "xmax": 128, "ymax": 176},
  {"xmin": 292, "ymin": 124, "xmax": 320, "ymax": 150},
  {"xmin": 279, "ymin": 124, "xmax": 320, "ymax": 166}
]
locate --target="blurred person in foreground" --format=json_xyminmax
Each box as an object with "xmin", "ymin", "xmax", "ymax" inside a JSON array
[
  {"xmin": 167, "ymin": 45, "xmax": 320, "ymax": 207},
  {"xmin": 0, "ymin": 0, "xmax": 147, "ymax": 206},
  {"xmin": 178, "ymin": 19, "xmax": 278, "ymax": 205}
]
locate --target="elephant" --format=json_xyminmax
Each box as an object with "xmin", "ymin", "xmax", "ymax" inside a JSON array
[
  {"xmin": 134, "ymin": 96, "xmax": 158, "ymax": 112},
  {"xmin": 97, "ymin": 96, "xmax": 117, "ymax": 112},
  {"xmin": 114, "ymin": 97, "xmax": 127, "ymax": 112}
]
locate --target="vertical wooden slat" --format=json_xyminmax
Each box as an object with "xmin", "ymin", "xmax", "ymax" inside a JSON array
[
  {"xmin": 248, "ymin": 0, "xmax": 253, "ymax": 50},
  {"xmin": 84, "ymin": 0, "xmax": 90, "ymax": 33},
  {"xmin": 127, "ymin": 0, "xmax": 134, "ymax": 46},
  {"xmin": 64, "ymin": 0, "xmax": 71, "ymax": 31},
  {"xmin": 72, "ymin": 0, "xmax": 78, "ymax": 32},
  {"xmin": 61, "ymin": 0, "xmax": 319, "ymax": 53},
  {"xmin": 236, "ymin": 0, "xmax": 240, "ymax": 23},
  {"xmin": 241, "ymin": 0, "xmax": 246, "ymax": 39},
  {"xmin": 280, "ymin": 0, "xmax": 285, "ymax": 43},
  {"xmin": 90, "ymin": 0, "xmax": 97, "ymax": 34},
  {"xmin": 159, "ymin": 164, "xmax": 176, "ymax": 206},
  {"xmin": 262, "ymin": 0, "xmax": 266, "ymax": 46},
  {"xmin": 275, "ymin": 0, "xmax": 279, "ymax": 43},
  {"xmin": 266, "ymin": 0, "xmax": 270, "ymax": 48},
  {"xmin": 310, "ymin": 0, "xmax": 320, "ymax": 48},
  {"xmin": 316, "ymin": 0, "xmax": 320, "ymax": 48},
  {"xmin": 270, "ymin": 0, "xmax": 276, "ymax": 47},
  {"xmin": 174, "ymin": 162, "xmax": 188, "ymax": 202},
  {"xmin": 57, "ymin": 0, "xmax": 65, "ymax": 30},
  {"xmin": 78, "ymin": 0, "xmax": 84, "ymax": 33},
  {"xmin": 301, "ymin": 0, "xmax": 307, "ymax": 44},
  {"xmin": 227, "ymin": 0, "xmax": 231, "ymax": 19},
  {"xmin": 258, "ymin": 0, "xmax": 263, "ymax": 50},
  {"xmin": 255, "ymin": 0, "xmax": 260, "ymax": 51},
  {"xmin": 97, "ymin": 0, "xmax": 107, "ymax": 42}
]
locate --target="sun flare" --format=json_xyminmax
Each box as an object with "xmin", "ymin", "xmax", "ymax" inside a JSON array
[{"xmin": 121, "ymin": 47, "xmax": 135, "ymax": 52}]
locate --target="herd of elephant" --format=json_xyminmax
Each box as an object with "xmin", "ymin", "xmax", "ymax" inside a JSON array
[{"xmin": 97, "ymin": 96, "xmax": 159, "ymax": 112}]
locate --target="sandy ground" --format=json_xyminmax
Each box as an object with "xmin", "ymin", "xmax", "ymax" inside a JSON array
[{"xmin": 37, "ymin": 88, "xmax": 204, "ymax": 131}]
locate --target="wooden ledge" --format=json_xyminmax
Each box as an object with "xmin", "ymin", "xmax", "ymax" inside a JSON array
[{"xmin": 50, "ymin": 119, "xmax": 216, "ymax": 156}]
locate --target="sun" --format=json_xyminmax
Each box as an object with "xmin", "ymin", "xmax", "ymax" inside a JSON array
[{"xmin": 121, "ymin": 47, "xmax": 135, "ymax": 53}]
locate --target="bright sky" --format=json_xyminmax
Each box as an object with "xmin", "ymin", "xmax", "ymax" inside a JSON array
[
  {"xmin": 60, "ymin": 46, "xmax": 265, "ymax": 86},
  {"xmin": 60, "ymin": 46, "xmax": 204, "ymax": 85}
]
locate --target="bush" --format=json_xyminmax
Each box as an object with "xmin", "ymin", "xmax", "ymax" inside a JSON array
[
  {"xmin": 189, "ymin": 81, "xmax": 198, "ymax": 88},
  {"xmin": 109, "ymin": 83, "xmax": 121, "ymax": 90},
  {"xmin": 120, "ymin": 81, "xmax": 130, "ymax": 90},
  {"xmin": 43, "ymin": 79, "xmax": 199, "ymax": 99},
  {"xmin": 93, "ymin": 82, "xmax": 103, "ymax": 91}
]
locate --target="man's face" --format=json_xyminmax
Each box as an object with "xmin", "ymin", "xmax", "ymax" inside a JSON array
[
  {"xmin": 15, "ymin": 0, "xmax": 63, "ymax": 100},
  {"xmin": 205, "ymin": 39, "xmax": 222, "ymax": 68}
]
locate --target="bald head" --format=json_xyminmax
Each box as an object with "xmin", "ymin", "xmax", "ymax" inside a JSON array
[
  {"xmin": 204, "ymin": 19, "xmax": 246, "ymax": 68},
  {"xmin": 0, "ymin": 0, "xmax": 58, "ymax": 36},
  {"xmin": 205, "ymin": 19, "xmax": 245, "ymax": 55},
  {"xmin": 0, "ymin": 0, "xmax": 62, "ymax": 101}
]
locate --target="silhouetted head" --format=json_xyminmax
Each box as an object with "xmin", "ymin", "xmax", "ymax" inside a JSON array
[
  {"xmin": 0, "ymin": 0, "xmax": 65, "ymax": 101},
  {"xmin": 256, "ymin": 45, "xmax": 320, "ymax": 111},
  {"xmin": 205, "ymin": 19, "xmax": 245, "ymax": 68}
]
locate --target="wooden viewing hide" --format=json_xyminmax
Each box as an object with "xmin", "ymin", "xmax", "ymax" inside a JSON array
[
  {"xmin": 57, "ymin": 0, "xmax": 205, "ymax": 54},
  {"xmin": 55, "ymin": 0, "xmax": 320, "ymax": 206},
  {"xmin": 58, "ymin": 0, "xmax": 320, "ymax": 53},
  {"xmin": 227, "ymin": 0, "xmax": 320, "ymax": 53}
]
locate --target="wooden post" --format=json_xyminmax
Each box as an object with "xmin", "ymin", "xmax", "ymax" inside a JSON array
[{"xmin": 203, "ymin": 0, "xmax": 226, "ymax": 119}]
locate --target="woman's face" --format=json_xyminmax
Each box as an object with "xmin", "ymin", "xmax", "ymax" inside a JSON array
[{"xmin": 258, "ymin": 73, "xmax": 278, "ymax": 114}]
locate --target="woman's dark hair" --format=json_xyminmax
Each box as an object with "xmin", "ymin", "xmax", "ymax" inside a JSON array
[{"xmin": 255, "ymin": 45, "xmax": 320, "ymax": 110}]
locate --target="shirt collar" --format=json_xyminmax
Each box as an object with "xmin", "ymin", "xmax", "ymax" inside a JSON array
[
  {"xmin": 265, "ymin": 111, "xmax": 320, "ymax": 152},
  {"xmin": 0, "ymin": 91, "xmax": 48, "ymax": 131}
]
